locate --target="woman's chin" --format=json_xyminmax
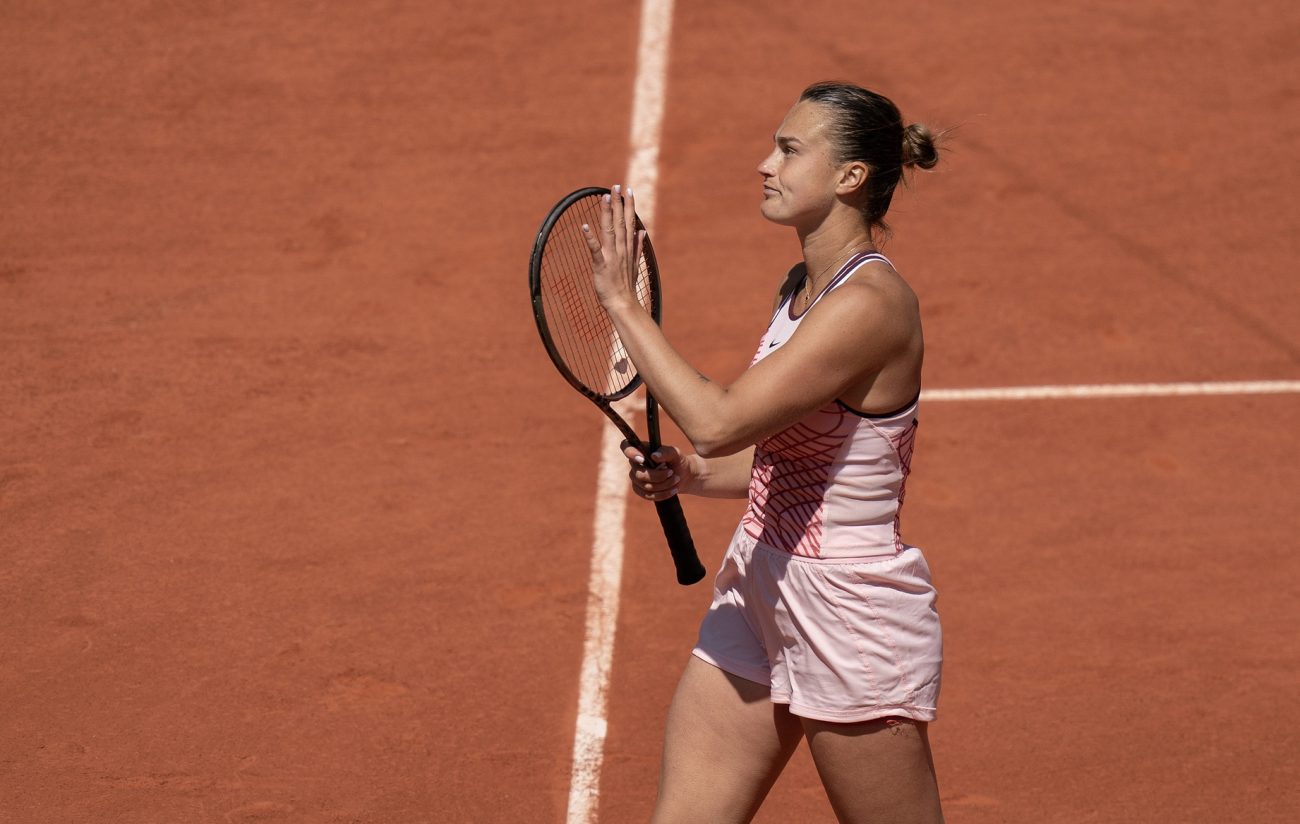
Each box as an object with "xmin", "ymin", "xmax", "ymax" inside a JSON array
[{"xmin": 759, "ymin": 200, "xmax": 794, "ymax": 225}]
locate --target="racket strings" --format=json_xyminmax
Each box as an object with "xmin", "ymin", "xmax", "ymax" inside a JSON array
[{"xmin": 538, "ymin": 195, "xmax": 655, "ymax": 398}]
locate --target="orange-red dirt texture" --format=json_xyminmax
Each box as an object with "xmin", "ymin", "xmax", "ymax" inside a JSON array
[{"xmin": 3, "ymin": 1, "xmax": 1297, "ymax": 822}]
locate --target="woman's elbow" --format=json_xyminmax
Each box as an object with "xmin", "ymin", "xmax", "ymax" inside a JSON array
[
  {"xmin": 692, "ymin": 440, "xmax": 723, "ymax": 459},
  {"xmin": 691, "ymin": 429, "xmax": 749, "ymax": 459},
  {"xmin": 685, "ymin": 397, "xmax": 753, "ymax": 458}
]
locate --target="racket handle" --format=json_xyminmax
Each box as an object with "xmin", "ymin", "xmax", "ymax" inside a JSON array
[{"xmin": 653, "ymin": 495, "xmax": 706, "ymax": 586}]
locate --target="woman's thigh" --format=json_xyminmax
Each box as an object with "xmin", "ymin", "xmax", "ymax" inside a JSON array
[
  {"xmin": 803, "ymin": 716, "xmax": 943, "ymax": 824},
  {"xmin": 652, "ymin": 656, "xmax": 804, "ymax": 824}
]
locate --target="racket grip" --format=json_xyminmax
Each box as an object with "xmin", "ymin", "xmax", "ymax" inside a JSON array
[{"xmin": 653, "ymin": 495, "xmax": 706, "ymax": 586}]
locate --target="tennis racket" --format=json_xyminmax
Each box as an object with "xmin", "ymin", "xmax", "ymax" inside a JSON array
[{"xmin": 529, "ymin": 186, "xmax": 705, "ymax": 586}]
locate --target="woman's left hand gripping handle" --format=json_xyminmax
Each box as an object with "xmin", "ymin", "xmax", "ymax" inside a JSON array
[{"xmin": 623, "ymin": 442, "xmax": 690, "ymax": 501}]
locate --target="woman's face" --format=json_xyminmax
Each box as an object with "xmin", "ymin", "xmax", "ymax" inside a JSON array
[{"xmin": 757, "ymin": 101, "xmax": 844, "ymax": 228}]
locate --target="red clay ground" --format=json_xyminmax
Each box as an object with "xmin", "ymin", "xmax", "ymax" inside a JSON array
[{"xmin": 3, "ymin": 1, "xmax": 1298, "ymax": 822}]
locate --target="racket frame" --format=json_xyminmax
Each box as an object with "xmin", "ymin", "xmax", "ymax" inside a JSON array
[
  {"xmin": 529, "ymin": 186, "xmax": 705, "ymax": 586},
  {"xmin": 529, "ymin": 186, "xmax": 660, "ymax": 454}
]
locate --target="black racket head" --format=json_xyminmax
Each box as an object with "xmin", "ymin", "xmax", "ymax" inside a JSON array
[{"xmin": 529, "ymin": 187, "xmax": 661, "ymax": 403}]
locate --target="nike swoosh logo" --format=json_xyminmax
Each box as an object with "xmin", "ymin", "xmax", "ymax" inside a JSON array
[{"xmin": 767, "ymin": 340, "xmax": 782, "ymax": 348}]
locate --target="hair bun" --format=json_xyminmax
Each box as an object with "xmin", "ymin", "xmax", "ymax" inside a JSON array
[{"xmin": 902, "ymin": 123, "xmax": 940, "ymax": 170}]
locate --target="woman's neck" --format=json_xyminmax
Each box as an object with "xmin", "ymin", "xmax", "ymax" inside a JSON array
[{"xmin": 797, "ymin": 212, "xmax": 875, "ymax": 293}]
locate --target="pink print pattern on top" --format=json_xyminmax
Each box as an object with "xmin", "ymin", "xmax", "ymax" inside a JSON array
[
  {"xmin": 888, "ymin": 417, "xmax": 917, "ymax": 547},
  {"xmin": 742, "ymin": 403, "xmax": 917, "ymax": 558},
  {"xmin": 742, "ymin": 403, "xmax": 857, "ymax": 557},
  {"xmin": 739, "ymin": 250, "xmax": 917, "ymax": 559}
]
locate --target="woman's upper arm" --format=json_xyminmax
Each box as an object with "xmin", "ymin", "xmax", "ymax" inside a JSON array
[{"xmin": 695, "ymin": 283, "xmax": 912, "ymax": 456}]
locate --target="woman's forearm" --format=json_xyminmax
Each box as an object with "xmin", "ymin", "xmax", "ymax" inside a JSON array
[
  {"xmin": 605, "ymin": 300, "xmax": 735, "ymax": 454},
  {"xmin": 683, "ymin": 447, "xmax": 755, "ymax": 499}
]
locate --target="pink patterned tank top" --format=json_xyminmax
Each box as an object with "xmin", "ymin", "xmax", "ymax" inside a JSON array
[{"xmin": 740, "ymin": 252, "xmax": 918, "ymax": 559}]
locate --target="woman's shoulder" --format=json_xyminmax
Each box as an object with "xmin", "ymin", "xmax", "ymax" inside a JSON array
[
  {"xmin": 810, "ymin": 261, "xmax": 921, "ymax": 345},
  {"xmin": 834, "ymin": 257, "xmax": 919, "ymax": 315}
]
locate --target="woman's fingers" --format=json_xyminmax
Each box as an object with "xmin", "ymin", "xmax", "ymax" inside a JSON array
[
  {"xmin": 623, "ymin": 186, "xmax": 638, "ymax": 258},
  {"xmin": 622, "ymin": 442, "xmax": 647, "ymax": 466},
  {"xmin": 615, "ymin": 186, "xmax": 644, "ymax": 300},
  {"xmin": 632, "ymin": 229, "xmax": 646, "ymax": 275},
  {"xmin": 589, "ymin": 185, "xmax": 647, "ymax": 310},
  {"xmin": 624, "ymin": 443, "xmax": 680, "ymax": 469},
  {"xmin": 580, "ymin": 222, "xmax": 603, "ymax": 259},
  {"xmin": 598, "ymin": 191, "xmax": 614, "ymax": 239},
  {"xmin": 605, "ymin": 183, "xmax": 639, "ymax": 254},
  {"xmin": 610, "ymin": 185, "xmax": 628, "ymax": 265},
  {"xmin": 628, "ymin": 464, "xmax": 680, "ymax": 499},
  {"xmin": 649, "ymin": 444, "xmax": 678, "ymax": 464},
  {"xmin": 623, "ymin": 440, "xmax": 686, "ymax": 500},
  {"xmin": 589, "ymin": 192, "xmax": 621, "ymax": 262}
]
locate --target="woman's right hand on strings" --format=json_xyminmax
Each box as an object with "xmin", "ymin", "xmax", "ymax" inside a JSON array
[
  {"xmin": 582, "ymin": 185, "xmax": 646, "ymax": 313},
  {"xmin": 622, "ymin": 443, "xmax": 696, "ymax": 501}
]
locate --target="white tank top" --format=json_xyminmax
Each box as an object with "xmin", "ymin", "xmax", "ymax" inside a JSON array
[{"xmin": 740, "ymin": 251, "xmax": 918, "ymax": 559}]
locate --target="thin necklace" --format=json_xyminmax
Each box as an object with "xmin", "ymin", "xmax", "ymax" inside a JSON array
[{"xmin": 801, "ymin": 241, "xmax": 874, "ymax": 309}]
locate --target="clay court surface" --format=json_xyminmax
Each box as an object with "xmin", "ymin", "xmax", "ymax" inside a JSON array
[{"xmin": 3, "ymin": 1, "xmax": 1298, "ymax": 821}]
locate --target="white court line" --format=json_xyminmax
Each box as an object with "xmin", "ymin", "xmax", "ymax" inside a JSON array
[
  {"xmin": 564, "ymin": 1, "xmax": 674, "ymax": 823},
  {"xmin": 921, "ymin": 380, "xmax": 1300, "ymax": 401}
]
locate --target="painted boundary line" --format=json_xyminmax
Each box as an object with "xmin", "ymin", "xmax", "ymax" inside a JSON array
[
  {"xmin": 564, "ymin": 1, "xmax": 674, "ymax": 823},
  {"xmin": 921, "ymin": 380, "xmax": 1300, "ymax": 401}
]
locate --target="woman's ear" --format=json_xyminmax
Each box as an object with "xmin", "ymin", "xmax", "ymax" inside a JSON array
[{"xmin": 836, "ymin": 162, "xmax": 869, "ymax": 196}]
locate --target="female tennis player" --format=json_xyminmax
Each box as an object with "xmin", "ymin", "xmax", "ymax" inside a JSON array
[{"xmin": 584, "ymin": 81, "xmax": 944, "ymax": 823}]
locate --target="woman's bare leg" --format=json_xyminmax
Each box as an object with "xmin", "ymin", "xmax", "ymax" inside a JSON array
[
  {"xmin": 651, "ymin": 657, "xmax": 804, "ymax": 824},
  {"xmin": 803, "ymin": 717, "xmax": 943, "ymax": 824}
]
